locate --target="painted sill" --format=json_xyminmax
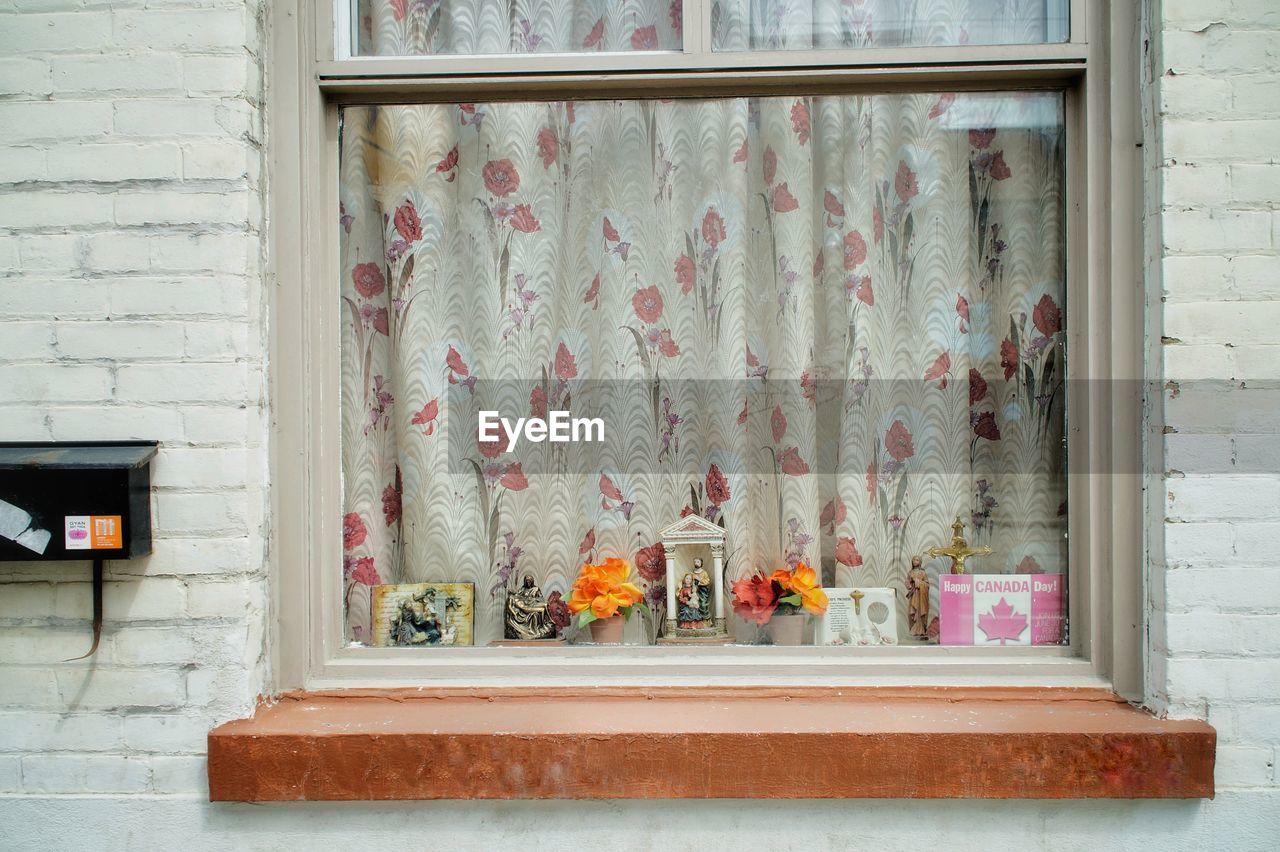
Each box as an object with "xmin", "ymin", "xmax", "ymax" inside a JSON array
[{"xmin": 207, "ymin": 687, "xmax": 1214, "ymax": 801}]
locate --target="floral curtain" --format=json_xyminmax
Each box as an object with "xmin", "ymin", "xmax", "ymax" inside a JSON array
[
  {"xmin": 339, "ymin": 89, "xmax": 1067, "ymax": 645},
  {"xmin": 711, "ymin": 0, "xmax": 1067, "ymax": 50}
]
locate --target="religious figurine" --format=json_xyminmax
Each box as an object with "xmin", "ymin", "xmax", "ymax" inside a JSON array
[
  {"xmin": 390, "ymin": 595, "xmax": 443, "ymax": 646},
  {"xmin": 905, "ymin": 555, "xmax": 931, "ymax": 640},
  {"xmin": 504, "ymin": 573, "xmax": 558, "ymax": 640},
  {"xmin": 676, "ymin": 570, "xmax": 712, "ymax": 629},
  {"xmin": 927, "ymin": 516, "xmax": 992, "ymax": 575}
]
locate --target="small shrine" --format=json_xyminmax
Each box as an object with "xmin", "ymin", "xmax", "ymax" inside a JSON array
[{"xmin": 657, "ymin": 514, "xmax": 728, "ymax": 643}]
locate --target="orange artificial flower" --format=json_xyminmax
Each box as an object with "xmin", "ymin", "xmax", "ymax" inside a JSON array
[
  {"xmin": 568, "ymin": 557, "xmax": 646, "ymax": 624},
  {"xmin": 788, "ymin": 562, "xmax": 828, "ymax": 615}
]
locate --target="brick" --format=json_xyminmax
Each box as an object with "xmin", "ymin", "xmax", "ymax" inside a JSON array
[
  {"xmin": 0, "ymin": 191, "xmax": 113, "ymax": 230},
  {"xmin": 181, "ymin": 141, "xmax": 250, "ymax": 181},
  {"xmin": 114, "ymin": 363, "xmax": 247, "ymax": 403},
  {"xmin": 150, "ymin": 754, "xmax": 207, "ymax": 794},
  {"xmin": 52, "ymin": 54, "xmax": 183, "ymax": 95},
  {"xmin": 123, "ymin": 714, "xmax": 208, "ymax": 753},
  {"xmin": 48, "ymin": 405, "xmax": 184, "ymax": 443},
  {"xmin": 1163, "ymin": 119, "xmax": 1280, "ymax": 163},
  {"xmin": 0, "ymin": 13, "xmax": 113, "ymax": 54},
  {"xmin": 0, "ymin": 364, "xmax": 113, "ymax": 403},
  {"xmin": 183, "ymin": 55, "xmax": 253, "ymax": 96},
  {"xmin": 0, "ymin": 670, "xmax": 57, "ymax": 709},
  {"xmin": 84, "ymin": 755, "xmax": 152, "ymax": 793},
  {"xmin": 1163, "ymin": 209, "xmax": 1272, "ymax": 253},
  {"xmin": 124, "ymin": 536, "xmax": 253, "ymax": 577},
  {"xmin": 154, "ymin": 491, "xmax": 249, "ymax": 535},
  {"xmin": 1166, "ymin": 301, "xmax": 1280, "ymax": 344},
  {"xmin": 185, "ymin": 579, "xmax": 253, "ymax": 619},
  {"xmin": 112, "ymin": 10, "xmax": 249, "ymax": 52},
  {"xmin": 0, "ymin": 713, "xmax": 122, "ymax": 753},
  {"xmin": 152, "ymin": 448, "xmax": 248, "ymax": 489},
  {"xmin": 150, "ymin": 232, "xmax": 250, "ymax": 274},
  {"xmin": 0, "ymin": 756, "xmax": 19, "ymax": 792},
  {"xmin": 18, "ymin": 233, "xmax": 81, "ymax": 270},
  {"xmin": 108, "ymin": 277, "xmax": 250, "ymax": 317},
  {"xmin": 0, "ymin": 146, "xmax": 44, "ymax": 182},
  {"xmin": 113, "ymin": 99, "xmax": 228, "ymax": 137},
  {"xmin": 20, "ymin": 754, "xmax": 87, "ymax": 793},
  {"xmin": 46, "ymin": 143, "xmax": 182, "ymax": 182},
  {"xmin": 0, "ymin": 101, "xmax": 112, "ymax": 142},
  {"xmin": 53, "ymin": 669, "xmax": 185, "ymax": 710},
  {"xmin": 103, "ymin": 577, "xmax": 187, "ymax": 621},
  {"xmin": 0, "ymin": 279, "xmax": 111, "ymax": 319},
  {"xmin": 1166, "ymin": 475, "xmax": 1280, "ymax": 521},
  {"xmin": 55, "ymin": 320, "xmax": 186, "ymax": 360},
  {"xmin": 114, "ymin": 190, "xmax": 249, "ymax": 227},
  {"xmin": 0, "ymin": 57, "xmax": 51, "ymax": 98},
  {"xmin": 1232, "ymin": 164, "xmax": 1280, "ymax": 205},
  {"xmin": 1162, "ymin": 163, "xmax": 1231, "ymax": 206},
  {"xmin": 184, "ymin": 320, "xmax": 249, "ymax": 360}
]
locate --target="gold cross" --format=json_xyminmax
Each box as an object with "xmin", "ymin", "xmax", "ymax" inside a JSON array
[{"xmin": 926, "ymin": 517, "xmax": 992, "ymax": 575}]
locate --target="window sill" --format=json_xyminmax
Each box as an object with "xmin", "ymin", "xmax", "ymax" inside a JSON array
[{"xmin": 207, "ymin": 687, "xmax": 1214, "ymax": 801}]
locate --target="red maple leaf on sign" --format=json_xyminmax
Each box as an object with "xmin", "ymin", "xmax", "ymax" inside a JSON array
[{"xmin": 977, "ymin": 597, "xmax": 1028, "ymax": 645}]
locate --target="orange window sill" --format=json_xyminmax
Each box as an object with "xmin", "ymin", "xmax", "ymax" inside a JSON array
[{"xmin": 207, "ymin": 686, "xmax": 1214, "ymax": 801}]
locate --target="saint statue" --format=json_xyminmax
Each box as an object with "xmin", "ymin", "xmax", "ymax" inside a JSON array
[
  {"xmin": 504, "ymin": 573, "xmax": 558, "ymax": 640},
  {"xmin": 677, "ymin": 559, "xmax": 712, "ymax": 628},
  {"xmin": 905, "ymin": 555, "xmax": 930, "ymax": 640}
]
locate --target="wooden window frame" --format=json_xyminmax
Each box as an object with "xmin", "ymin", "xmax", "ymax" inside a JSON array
[{"xmin": 267, "ymin": 0, "xmax": 1148, "ymax": 698}]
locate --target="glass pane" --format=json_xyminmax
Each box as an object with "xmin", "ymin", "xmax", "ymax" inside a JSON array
[
  {"xmin": 355, "ymin": 0, "xmax": 682, "ymax": 56},
  {"xmin": 338, "ymin": 93, "xmax": 1068, "ymax": 650},
  {"xmin": 711, "ymin": 0, "xmax": 1069, "ymax": 51}
]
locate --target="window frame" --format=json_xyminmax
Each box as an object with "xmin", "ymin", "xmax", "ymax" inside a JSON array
[{"xmin": 269, "ymin": 0, "xmax": 1147, "ymax": 697}]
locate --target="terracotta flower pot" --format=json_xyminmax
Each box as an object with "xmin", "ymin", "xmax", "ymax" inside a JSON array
[
  {"xmin": 768, "ymin": 612, "xmax": 806, "ymax": 646},
  {"xmin": 589, "ymin": 615, "xmax": 625, "ymax": 644}
]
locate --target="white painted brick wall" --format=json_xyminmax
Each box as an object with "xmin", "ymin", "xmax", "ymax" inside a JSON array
[
  {"xmin": 0, "ymin": 0, "xmax": 267, "ymax": 800},
  {"xmin": 1156, "ymin": 0, "xmax": 1280, "ymax": 796},
  {"xmin": 0, "ymin": 0, "xmax": 1278, "ymax": 846}
]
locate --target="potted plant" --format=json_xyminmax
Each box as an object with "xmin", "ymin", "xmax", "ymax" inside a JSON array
[
  {"xmin": 731, "ymin": 562, "xmax": 828, "ymax": 646},
  {"xmin": 568, "ymin": 557, "xmax": 650, "ymax": 644}
]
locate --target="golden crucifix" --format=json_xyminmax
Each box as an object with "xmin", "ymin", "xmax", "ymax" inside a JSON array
[{"xmin": 926, "ymin": 516, "xmax": 992, "ymax": 575}]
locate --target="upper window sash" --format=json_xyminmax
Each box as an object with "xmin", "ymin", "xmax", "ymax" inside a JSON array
[{"xmin": 319, "ymin": 0, "xmax": 1088, "ymax": 72}]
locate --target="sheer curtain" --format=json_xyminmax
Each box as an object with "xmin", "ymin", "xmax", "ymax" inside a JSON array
[{"xmin": 338, "ymin": 88, "xmax": 1067, "ymax": 644}]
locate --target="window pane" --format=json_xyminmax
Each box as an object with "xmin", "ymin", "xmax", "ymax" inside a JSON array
[
  {"xmin": 355, "ymin": 0, "xmax": 682, "ymax": 56},
  {"xmin": 338, "ymin": 93, "xmax": 1068, "ymax": 649},
  {"xmin": 711, "ymin": 0, "xmax": 1069, "ymax": 51}
]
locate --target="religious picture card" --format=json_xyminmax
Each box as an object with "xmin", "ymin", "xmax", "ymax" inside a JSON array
[
  {"xmin": 371, "ymin": 582, "xmax": 475, "ymax": 647},
  {"xmin": 938, "ymin": 574, "xmax": 1064, "ymax": 646},
  {"xmin": 816, "ymin": 587, "xmax": 899, "ymax": 646}
]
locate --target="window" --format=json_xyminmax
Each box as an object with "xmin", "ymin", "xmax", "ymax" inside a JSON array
[{"xmin": 272, "ymin": 0, "xmax": 1143, "ymax": 692}]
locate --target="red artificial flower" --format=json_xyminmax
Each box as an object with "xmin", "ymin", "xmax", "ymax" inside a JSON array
[
  {"xmin": 705, "ymin": 463, "xmax": 730, "ymax": 506},
  {"xmin": 482, "ymin": 158, "xmax": 520, "ymax": 197},
  {"xmin": 434, "ymin": 144, "xmax": 459, "ymax": 179},
  {"xmin": 894, "ymin": 160, "xmax": 919, "ymax": 203},
  {"xmin": 968, "ymin": 128, "xmax": 996, "ymax": 149},
  {"xmin": 632, "ymin": 284, "xmax": 664, "ymax": 324},
  {"xmin": 342, "ymin": 512, "xmax": 367, "ymax": 550},
  {"xmin": 394, "ymin": 200, "xmax": 422, "ymax": 243},
  {"xmin": 546, "ymin": 590, "xmax": 571, "ymax": 630},
  {"xmin": 536, "ymin": 127, "xmax": 558, "ymax": 168},
  {"xmin": 885, "ymin": 420, "xmax": 915, "ymax": 462},
  {"xmin": 731, "ymin": 574, "xmax": 779, "ymax": 625},
  {"xmin": 630, "ymin": 24, "xmax": 658, "ymax": 50},
  {"xmin": 599, "ymin": 472, "xmax": 625, "ymax": 502},
  {"xmin": 352, "ymin": 262, "xmax": 385, "ymax": 299},
  {"xmin": 969, "ymin": 369, "xmax": 988, "ymax": 405},
  {"xmin": 634, "ymin": 542, "xmax": 666, "ymax": 583},
  {"xmin": 1000, "ymin": 338, "xmax": 1019, "ymax": 380},
  {"xmin": 500, "ymin": 463, "xmax": 528, "ymax": 491},
  {"xmin": 843, "ymin": 230, "xmax": 867, "ymax": 269},
  {"xmin": 446, "ymin": 345, "xmax": 469, "ymax": 377},
  {"xmin": 675, "ymin": 253, "xmax": 695, "ymax": 295},
  {"xmin": 1032, "ymin": 293, "xmax": 1062, "ymax": 337},
  {"xmin": 835, "ymin": 536, "xmax": 863, "ymax": 568},
  {"xmin": 989, "ymin": 151, "xmax": 1011, "ymax": 181},
  {"xmin": 412, "ymin": 398, "xmax": 439, "ymax": 434},
  {"xmin": 790, "ymin": 99, "xmax": 811, "ymax": 145},
  {"xmin": 701, "ymin": 208, "xmax": 726, "ymax": 248},
  {"xmin": 509, "ymin": 204, "xmax": 540, "ymax": 233}
]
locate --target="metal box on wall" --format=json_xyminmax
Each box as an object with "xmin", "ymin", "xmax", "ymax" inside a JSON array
[{"xmin": 0, "ymin": 442, "xmax": 158, "ymax": 562}]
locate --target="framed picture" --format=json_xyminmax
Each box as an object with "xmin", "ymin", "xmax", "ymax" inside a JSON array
[{"xmin": 370, "ymin": 583, "xmax": 475, "ymax": 647}]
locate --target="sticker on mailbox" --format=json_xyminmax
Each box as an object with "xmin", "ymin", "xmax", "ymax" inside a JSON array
[{"xmin": 65, "ymin": 515, "xmax": 123, "ymax": 550}]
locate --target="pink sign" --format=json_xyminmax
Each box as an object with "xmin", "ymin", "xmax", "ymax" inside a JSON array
[{"xmin": 939, "ymin": 574, "xmax": 1065, "ymax": 646}]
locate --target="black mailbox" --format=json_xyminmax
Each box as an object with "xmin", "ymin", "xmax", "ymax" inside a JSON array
[
  {"xmin": 0, "ymin": 442, "xmax": 158, "ymax": 659},
  {"xmin": 0, "ymin": 442, "xmax": 157, "ymax": 562}
]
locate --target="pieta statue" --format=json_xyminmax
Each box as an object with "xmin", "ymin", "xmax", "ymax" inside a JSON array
[{"xmin": 504, "ymin": 573, "xmax": 558, "ymax": 641}]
